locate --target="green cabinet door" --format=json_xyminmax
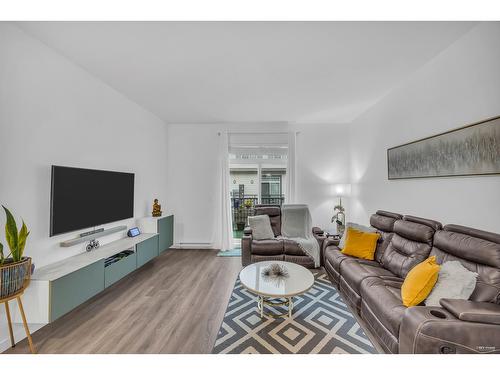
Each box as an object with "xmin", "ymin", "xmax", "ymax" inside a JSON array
[
  {"xmin": 158, "ymin": 215, "xmax": 174, "ymax": 253},
  {"xmin": 136, "ymin": 235, "xmax": 159, "ymax": 267},
  {"xmin": 104, "ymin": 252, "xmax": 137, "ymax": 288},
  {"xmin": 50, "ymin": 260, "xmax": 105, "ymax": 322}
]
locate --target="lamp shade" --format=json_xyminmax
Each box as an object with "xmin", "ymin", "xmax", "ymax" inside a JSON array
[{"xmin": 332, "ymin": 183, "xmax": 351, "ymax": 197}]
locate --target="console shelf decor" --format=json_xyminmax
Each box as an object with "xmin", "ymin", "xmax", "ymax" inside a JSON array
[{"xmin": 59, "ymin": 225, "xmax": 127, "ymax": 247}]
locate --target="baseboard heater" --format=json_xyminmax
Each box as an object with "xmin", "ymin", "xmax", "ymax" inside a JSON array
[{"xmin": 174, "ymin": 242, "xmax": 213, "ymax": 249}]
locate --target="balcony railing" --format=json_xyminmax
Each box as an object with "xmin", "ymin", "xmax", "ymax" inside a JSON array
[{"xmin": 231, "ymin": 194, "xmax": 285, "ymax": 230}]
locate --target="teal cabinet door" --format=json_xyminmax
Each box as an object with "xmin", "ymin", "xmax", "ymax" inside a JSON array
[
  {"xmin": 158, "ymin": 215, "xmax": 174, "ymax": 253},
  {"xmin": 136, "ymin": 235, "xmax": 159, "ymax": 267},
  {"xmin": 104, "ymin": 252, "xmax": 137, "ymax": 288},
  {"xmin": 50, "ymin": 260, "xmax": 105, "ymax": 322}
]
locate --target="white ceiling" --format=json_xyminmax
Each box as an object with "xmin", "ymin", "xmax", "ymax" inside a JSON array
[{"xmin": 17, "ymin": 21, "xmax": 475, "ymax": 124}]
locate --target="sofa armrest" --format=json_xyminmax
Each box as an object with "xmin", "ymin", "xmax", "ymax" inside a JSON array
[
  {"xmin": 440, "ymin": 299, "xmax": 500, "ymax": 325},
  {"xmin": 323, "ymin": 237, "xmax": 340, "ymax": 248},
  {"xmin": 311, "ymin": 227, "xmax": 326, "ymax": 266},
  {"xmin": 241, "ymin": 230, "xmax": 253, "ymax": 267},
  {"xmin": 399, "ymin": 305, "xmax": 500, "ymax": 354}
]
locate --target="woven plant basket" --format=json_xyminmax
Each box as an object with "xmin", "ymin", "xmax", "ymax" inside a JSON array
[{"xmin": 0, "ymin": 257, "xmax": 32, "ymax": 299}]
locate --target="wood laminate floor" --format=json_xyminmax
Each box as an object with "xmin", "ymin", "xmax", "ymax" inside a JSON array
[{"xmin": 5, "ymin": 249, "xmax": 242, "ymax": 354}]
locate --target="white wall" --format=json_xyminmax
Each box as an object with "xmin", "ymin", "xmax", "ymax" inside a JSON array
[
  {"xmin": 350, "ymin": 23, "xmax": 500, "ymax": 232},
  {"xmin": 166, "ymin": 124, "xmax": 221, "ymax": 247},
  {"xmin": 0, "ymin": 23, "xmax": 168, "ymax": 269},
  {"xmin": 166, "ymin": 123, "xmax": 349, "ymax": 247},
  {"xmin": 294, "ymin": 123, "xmax": 351, "ymax": 233}
]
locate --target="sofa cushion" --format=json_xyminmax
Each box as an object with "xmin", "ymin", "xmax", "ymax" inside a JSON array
[
  {"xmin": 369, "ymin": 211, "xmax": 401, "ymax": 263},
  {"xmin": 338, "ymin": 222, "xmax": 377, "ymax": 249},
  {"xmin": 374, "ymin": 231, "xmax": 394, "ymax": 264},
  {"xmin": 251, "ymin": 254, "xmax": 284, "ymax": 263},
  {"xmin": 401, "ymin": 256, "xmax": 440, "ymax": 307},
  {"xmin": 248, "ymin": 215, "xmax": 275, "ymax": 240},
  {"xmin": 382, "ymin": 233, "xmax": 433, "ymax": 279},
  {"xmin": 254, "ymin": 205, "xmax": 281, "ymax": 236},
  {"xmin": 433, "ymin": 226, "xmax": 500, "ymax": 268},
  {"xmin": 251, "ymin": 239, "xmax": 284, "ymax": 255},
  {"xmin": 361, "ymin": 299, "xmax": 400, "ymax": 354},
  {"xmin": 430, "ymin": 225, "xmax": 500, "ymax": 304},
  {"xmin": 324, "ymin": 246, "xmax": 350, "ymax": 273},
  {"xmin": 403, "ymin": 215, "xmax": 443, "ymax": 232},
  {"xmin": 284, "ymin": 254, "xmax": 314, "ymax": 268},
  {"xmin": 381, "ymin": 219, "xmax": 440, "ymax": 278},
  {"xmin": 370, "ymin": 213, "xmax": 400, "ymax": 232},
  {"xmin": 340, "ymin": 258, "xmax": 396, "ymax": 294},
  {"xmin": 425, "ymin": 261, "xmax": 478, "ymax": 307},
  {"xmin": 341, "ymin": 228, "xmax": 380, "ymax": 260},
  {"xmin": 340, "ymin": 276, "xmax": 363, "ymax": 311},
  {"xmin": 393, "ymin": 219, "xmax": 436, "ymax": 245},
  {"xmin": 360, "ymin": 277, "xmax": 406, "ymax": 337},
  {"xmin": 283, "ymin": 238, "xmax": 306, "ymax": 256},
  {"xmin": 375, "ymin": 210, "xmax": 403, "ymax": 220}
]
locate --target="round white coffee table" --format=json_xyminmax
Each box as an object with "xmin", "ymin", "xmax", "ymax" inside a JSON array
[{"xmin": 239, "ymin": 261, "xmax": 314, "ymax": 319}]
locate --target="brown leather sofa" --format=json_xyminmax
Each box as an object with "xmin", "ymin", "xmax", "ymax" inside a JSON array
[
  {"xmin": 323, "ymin": 210, "xmax": 500, "ymax": 354},
  {"xmin": 241, "ymin": 205, "xmax": 325, "ymax": 268}
]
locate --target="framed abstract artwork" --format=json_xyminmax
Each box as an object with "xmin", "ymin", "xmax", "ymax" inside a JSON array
[{"xmin": 387, "ymin": 116, "xmax": 500, "ymax": 180}]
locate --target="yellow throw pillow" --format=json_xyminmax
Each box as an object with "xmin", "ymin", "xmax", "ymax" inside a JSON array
[
  {"xmin": 401, "ymin": 256, "xmax": 440, "ymax": 307},
  {"xmin": 341, "ymin": 227, "xmax": 380, "ymax": 260}
]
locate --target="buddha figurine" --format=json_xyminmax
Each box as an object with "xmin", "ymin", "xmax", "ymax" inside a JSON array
[{"xmin": 152, "ymin": 199, "xmax": 162, "ymax": 217}]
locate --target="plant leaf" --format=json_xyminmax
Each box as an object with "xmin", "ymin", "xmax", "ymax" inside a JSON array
[
  {"xmin": 3, "ymin": 205, "xmax": 18, "ymax": 259},
  {"xmin": 18, "ymin": 220, "xmax": 30, "ymax": 261},
  {"xmin": 0, "ymin": 242, "xmax": 4, "ymax": 265}
]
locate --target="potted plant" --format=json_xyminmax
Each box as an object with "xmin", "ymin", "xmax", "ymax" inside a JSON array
[
  {"xmin": 0, "ymin": 206, "xmax": 32, "ymax": 300},
  {"xmin": 236, "ymin": 205, "xmax": 247, "ymax": 231},
  {"xmin": 244, "ymin": 199, "xmax": 253, "ymax": 209}
]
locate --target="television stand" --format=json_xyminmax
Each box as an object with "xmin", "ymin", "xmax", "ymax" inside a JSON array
[
  {"xmin": 14, "ymin": 233, "xmax": 160, "ymax": 325},
  {"xmin": 12, "ymin": 215, "xmax": 173, "ymax": 330}
]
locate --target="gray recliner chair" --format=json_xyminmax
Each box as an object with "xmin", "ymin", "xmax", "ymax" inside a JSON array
[{"xmin": 241, "ymin": 204, "xmax": 325, "ymax": 269}]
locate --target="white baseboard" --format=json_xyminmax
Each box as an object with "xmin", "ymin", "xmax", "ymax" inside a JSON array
[{"xmin": 171, "ymin": 242, "xmax": 214, "ymax": 250}]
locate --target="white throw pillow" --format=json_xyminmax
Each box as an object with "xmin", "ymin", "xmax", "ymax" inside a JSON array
[
  {"xmin": 248, "ymin": 215, "xmax": 275, "ymax": 240},
  {"xmin": 338, "ymin": 222, "xmax": 377, "ymax": 249},
  {"xmin": 424, "ymin": 261, "xmax": 478, "ymax": 307}
]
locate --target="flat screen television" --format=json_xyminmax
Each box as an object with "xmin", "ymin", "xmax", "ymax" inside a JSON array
[{"xmin": 50, "ymin": 165, "xmax": 135, "ymax": 236}]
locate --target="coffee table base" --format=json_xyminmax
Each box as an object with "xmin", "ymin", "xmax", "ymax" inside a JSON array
[{"xmin": 257, "ymin": 296, "xmax": 294, "ymax": 319}]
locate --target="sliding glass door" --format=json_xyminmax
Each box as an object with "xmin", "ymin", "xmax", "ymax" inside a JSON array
[
  {"xmin": 230, "ymin": 167, "xmax": 258, "ymax": 239},
  {"xmin": 261, "ymin": 168, "xmax": 286, "ymax": 205},
  {"xmin": 228, "ymin": 132, "xmax": 289, "ymax": 242}
]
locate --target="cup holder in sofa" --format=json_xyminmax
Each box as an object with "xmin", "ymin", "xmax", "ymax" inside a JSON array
[{"xmin": 430, "ymin": 310, "xmax": 447, "ymax": 319}]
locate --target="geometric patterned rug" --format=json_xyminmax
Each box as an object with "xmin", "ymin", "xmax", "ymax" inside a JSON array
[{"xmin": 212, "ymin": 270, "xmax": 377, "ymax": 354}]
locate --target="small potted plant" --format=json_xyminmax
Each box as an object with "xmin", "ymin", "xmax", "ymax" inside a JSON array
[
  {"xmin": 236, "ymin": 204, "xmax": 247, "ymax": 231},
  {"xmin": 244, "ymin": 199, "xmax": 253, "ymax": 209},
  {"xmin": 0, "ymin": 206, "xmax": 32, "ymax": 300}
]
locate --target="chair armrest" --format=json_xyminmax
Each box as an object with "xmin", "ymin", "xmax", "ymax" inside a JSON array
[
  {"xmin": 311, "ymin": 228, "xmax": 326, "ymax": 266},
  {"xmin": 241, "ymin": 230, "xmax": 253, "ymax": 267},
  {"xmin": 440, "ymin": 299, "xmax": 500, "ymax": 325},
  {"xmin": 312, "ymin": 227, "xmax": 324, "ymax": 235}
]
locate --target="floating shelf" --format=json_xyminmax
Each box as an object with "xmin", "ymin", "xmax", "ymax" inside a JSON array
[{"xmin": 60, "ymin": 225, "xmax": 127, "ymax": 247}]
